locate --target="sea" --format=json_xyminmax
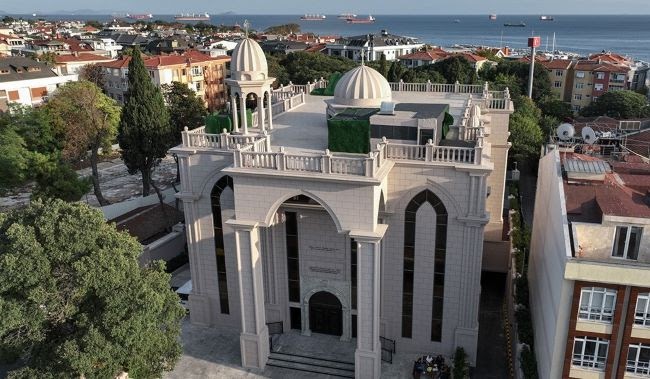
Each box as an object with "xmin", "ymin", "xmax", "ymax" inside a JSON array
[{"xmin": 6, "ymin": 14, "xmax": 650, "ymax": 62}]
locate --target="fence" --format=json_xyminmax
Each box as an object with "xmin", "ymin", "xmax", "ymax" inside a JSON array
[
  {"xmin": 267, "ymin": 321, "xmax": 284, "ymax": 352},
  {"xmin": 386, "ymin": 140, "xmax": 479, "ymax": 165},
  {"xmin": 389, "ymin": 80, "xmax": 485, "ymax": 94},
  {"xmin": 380, "ymin": 336, "xmax": 396, "ymax": 364}
]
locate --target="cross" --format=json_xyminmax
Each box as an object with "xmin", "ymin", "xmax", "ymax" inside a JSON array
[{"xmin": 243, "ymin": 19, "xmax": 250, "ymax": 36}]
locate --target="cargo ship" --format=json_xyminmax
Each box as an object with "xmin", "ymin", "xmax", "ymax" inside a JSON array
[
  {"xmin": 300, "ymin": 14, "xmax": 326, "ymax": 21},
  {"xmin": 504, "ymin": 22, "xmax": 526, "ymax": 27},
  {"xmin": 346, "ymin": 15, "xmax": 375, "ymax": 24},
  {"xmin": 126, "ymin": 13, "xmax": 153, "ymax": 20},
  {"xmin": 489, "ymin": 14, "xmax": 497, "ymax": 20},
  {"xmin": 338, "ymin": 13, "xmax": 357, "ymax": 19},
  {"xmin": 174, "ymin": 13, "xmax": 210, "ymax": 21},
  {"xmin": 540, "ymin": 16, "xmax": 554, "ymax": 21}
]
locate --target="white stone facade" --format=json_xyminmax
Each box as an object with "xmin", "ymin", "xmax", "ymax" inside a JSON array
[{"xmin": 172, "ymin": 37, "xmax": 513, "ymax": 379}]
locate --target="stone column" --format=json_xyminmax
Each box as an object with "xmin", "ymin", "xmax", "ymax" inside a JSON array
[
  {"xmin": 258, "ymin": 97, "xmax": 265, "ymax": 132},
  {"xmin": 351, "ymin": 225, "xmax": 387, "ymax": 379},
  {"xmin": 266, "ymin": 93, "xmax": 273, "ymax": 130},
  {"xmin": 239, "ymin": 95, "xmax": 249, "ymax": 135},
  {"xmin": 231, "ymin": 95, "xmax": 239, "ymax": 133},
  {"xmin": 226, "ymin": 219, "xmax": 269, "ymax": 369}
]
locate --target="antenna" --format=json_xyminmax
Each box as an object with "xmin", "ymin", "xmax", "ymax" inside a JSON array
[
  {"xmin": 556, "ymin": 123, "xmax": 575, "ymax": 141},
  {"xmin": 581, "ymin": 126, "xmax": 598, "ymax": 145}
]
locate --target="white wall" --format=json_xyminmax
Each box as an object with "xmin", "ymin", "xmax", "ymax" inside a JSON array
[
  {"xmin": 528, "ymin": 148, "xmax": 575, "ymax": 379},
  {"xmin": 0, "ymin": 74, "xmax": 78, "ymax": 106}
]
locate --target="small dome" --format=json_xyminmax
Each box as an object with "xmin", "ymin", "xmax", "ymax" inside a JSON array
[
  {"xmin": 231, "ymin": 38, "xmax": 268, "ymax": 81},
  {"xmin": 333, "ymin": 65, "xmax": 391, "ymax": 107}
]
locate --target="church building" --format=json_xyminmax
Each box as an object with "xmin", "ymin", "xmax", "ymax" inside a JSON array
[{"xmin": 172, "ymin": 37, "xmax": 513, "ymax": 378}]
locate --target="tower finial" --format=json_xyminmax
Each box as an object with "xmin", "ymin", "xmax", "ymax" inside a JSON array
[
  {"xmin": 361, "ymin": 49, "xmax": 365, "ymax": 66},
  {"xmin": 243, "ymin": 19, "xmax": 250, "ymax": 37}
]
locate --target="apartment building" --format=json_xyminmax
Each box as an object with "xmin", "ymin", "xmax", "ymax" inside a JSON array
[
  {"xmin": 530, "ymin": 148, "xmax": 650, "ymax": 379},
  {"xmin": 54, "ymin": 53, "xmax": 115, "ymax": 75},
  {"xmin": 100, "ymin": 51, "xmax": 230, "ymax": 111},
  {"xmin": 540, "ymin": 59, "xmax": 573, "ymax": 101},
  {"xmin": 0, "ymin": 56, "xmax": 77, "ymax": 110},
  {"xmin": 563, "ymin": 61, "xmax": 629, "ymax": 113},
  {"xmin": 326, "ymin": 30, "xmax": 424, "ymax": 62}
]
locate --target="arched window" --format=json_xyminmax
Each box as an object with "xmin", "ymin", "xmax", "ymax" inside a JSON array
[
  {"xmin": 401, "ymin": 190, "xmax": 447, "ymax": 341},
  {"xmin": 211, "ymin": 175, "xmax": 233, "ymax": 314}
]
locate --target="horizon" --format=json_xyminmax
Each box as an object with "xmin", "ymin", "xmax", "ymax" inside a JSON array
[{"xmin": 4, "ymin": 12, "xmax": 650, "ymax": 16}]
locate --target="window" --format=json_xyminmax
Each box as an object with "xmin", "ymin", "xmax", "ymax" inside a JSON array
[
  {"xmin": 401, "ymin": 190, "xmax": 447, "ymax": 341},
  {"xmin": 191, "ymin": 66, "xmax": 202, "ymax": 76},
  {"xmin": 627, "ymin": 344, "xmax": 650, "ymax": 376},
  {"xmin": 285, "ymin": 212, "xmax": 300, "ymax": 303},
  {"xmin": 593, "ymin": 97, "xmax": 598, "ymax": 102},
  {"xmin": 211, "ymin": 175, "xmax": 234, "ymax": 314},
  {"xmin": 635, "ymin": 293, "xmax": 650, "ymax": 326},
  {"xmin": 579, "ymin": 287, "xmax": 616, "ymax": 322},
  {"xmin": 556, "ymin": 70, "xmax": 564, "ymax": 77},
  {"xmin": 594, "ymin": 83, "xmax": 604, "ymax": 91},
  {"xmin": 576, "ymin": 71, "xmax": 585, "ymax": 78},
  {"xmin": 612, "ymin": 226, "xmax": 642, "ymax": 260},
  {"xmin": 574, "ymin": 94, "xmax": 583, "ymax": 100},
  {"xmin": 596, "ymin": 72, "xmax": 605, "ymax": 80},
  {"xmin": 572, "ymin": 105, "xmax": 581, "ymax": 112},
  {"xmin": 195, "ymin": 82, "xmax": 202, "ymax": 91},
  {"xmin": 351, "ymin": 239, "xmax": 357, "ymax": 310},
  {"xmin": 572, "ymin": 336, "xmax": 609, "ymax": 370},
  {"xmin": 554, "ymin": 81, "xmax": 562, "ymax": 88},
  {"xmin": 576, "ymin": 82, "xmax": 585, "ymax": 89}
]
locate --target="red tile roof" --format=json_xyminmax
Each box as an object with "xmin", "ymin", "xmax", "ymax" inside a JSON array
[
  {"xmin": 453, "ymin": 52, "xmax": 487, "ymax": 63},
  {"xmin": 573, "ymin": 60, "xmax": 627, "ymax": 73},
  {"xmin": 97, "ymin": 51, "xmax": 230, "ymax": 70},
  {"xmin": 55, "ymin": 53, "xmax": 113, "ymax": 63},
  {"xmin": 99, "ymin": 57, "xmax": 131, "ymax": 69},
  {"xmin": 540, "ymin": 59, "xmax": 573, "ymax": 70},
  {"xmin": 589, "ymin": 52, "xmax": 630, "ymax": 65},
  {"xmin": 398, "ymin": 50, "xmax": 448, "ymax": 61}
]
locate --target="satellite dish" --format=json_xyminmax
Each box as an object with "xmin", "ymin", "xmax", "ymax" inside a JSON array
[
  {"xmin": 581, "ymin": 126, "xmax": 597, "ymax": 145},
  {"xmin": 556, "ymin": 123, "xmax": 575, "ymax": 141}
]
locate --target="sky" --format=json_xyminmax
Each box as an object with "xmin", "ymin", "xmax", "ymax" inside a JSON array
[{"xmin": 3, "ymin": 0, "xmax": 649, "ymax": 15}]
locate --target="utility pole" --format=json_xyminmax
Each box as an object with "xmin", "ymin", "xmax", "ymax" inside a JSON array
[{"xmin": 527, "ymin": 36, "xmax": 541, "ymax": 98}]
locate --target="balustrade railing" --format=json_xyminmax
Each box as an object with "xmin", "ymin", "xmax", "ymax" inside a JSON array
[
  {"xmin": 386, "ymin": 140, "xmax": 479, "ymax": 165},
  {"xmin": 389, "ymin": 80, "xmax": 484, "ymax": 94}
]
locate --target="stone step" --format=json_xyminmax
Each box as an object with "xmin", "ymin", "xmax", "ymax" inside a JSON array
[{"xmin": 267, "ymin": 352, "xmax": 355, "ymax": 378}]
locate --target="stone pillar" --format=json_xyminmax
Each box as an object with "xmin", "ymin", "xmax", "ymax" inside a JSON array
[
  {"xmin": 266, "ymin": 92, "xmax": 273, "ymax": 130},
  {"xmin": 239, "ymin": 95, "xmax": 248, "ymax": 135},
  {"xmin": 258, "ymin": 96, "xmax": 265, "ymax": 131},
  {"xmin": 351, "ymin": 225, "xmax": 387, "ymax": 379},
  {"xmin": 231, "ymin": 95, "xmax": 239, "ymax": 133},
  {"xmin": 226, "ymin": 219, "xmax": 269, "ymax": 369}
]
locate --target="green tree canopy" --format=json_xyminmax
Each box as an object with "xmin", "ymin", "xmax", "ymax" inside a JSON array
[
  {"xmin": 0, "ymin": 199, "xmax": 184, "ymax": 378},
  {"xmin": 118, "ymin": 48, "xmax": 173, "ymax": 196},
  {"xmin": 429, "ymin": 56, "xmax": 477, "ymax": 84},
  {"xmin": 162, "ymin": 82, "xmax": 208, "ymax": 146},
  {"xmin": 79, "ymin": 63, "xmax": 106, "ymax": 89},
  {"xmin": 265, "ymin": 23, "xmax": 300, "ymax": 35},
  {"xmin": 278, "ymin": 51, "xmax": 356, "ymax": 85},
  {"xmin": 47, "ymin": 81, "xmax": 120, "ymax": 205},
  {"xmin": 481, "ymin": 60, "xmax": 551, "ymax": 101},
  {"xmin": 538, "ymin": 96, "xmax": 573, "ymax": 121},
  {"xmin": 509, "ymin": 96, "xmax": 544, "ymax": 164},
  {"xmin": 580, "ymin": 90, "xmax": 650, "ymax": 118}
]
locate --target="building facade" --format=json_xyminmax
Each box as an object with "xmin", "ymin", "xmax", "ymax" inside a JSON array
[
  {"xmin": 326, "ymin": 30, "xmax": 424, "ymax": 62},
  {"xmin": 173, "ymin": 38, "xmax": 514, "ymax": 378},
  {"xmin": 100, "ymin": 51, "xmax": 230, "ymax": 111},
  {"xmin": 530, "ymin": 148, "xmax": 650, "ymax": 379}
]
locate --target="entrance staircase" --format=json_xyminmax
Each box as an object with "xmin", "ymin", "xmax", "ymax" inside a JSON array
[{"xmin": 267, "ymin": 351, "xmax": 355, "ymax": 378}]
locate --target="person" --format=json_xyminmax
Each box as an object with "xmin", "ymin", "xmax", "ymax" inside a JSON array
[{"xmin": 413, "ymin": 357, "xmax": 425, "ymax": 378}]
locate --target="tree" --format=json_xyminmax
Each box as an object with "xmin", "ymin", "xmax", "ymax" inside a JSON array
[
  {"xmin": 162, "ymin": 82, "xmax": 207, "ymax": 145},
  {"xmin": 79, "ymin": 63, "xmax": 106, "ymax": 89},
  {"xmin": 118, "ymin": 47, "xmax": 173, "ymax": 197},
  {"xmin": 47, "ymin": 81, "xmax": 120, "ymax": 206},
  {"xmin": 279, "ymin": 51, "xmax": 356, "ymax": 85},
  {"xmin": 37, "ymin": 51, "xmax": 57, "ymax": 66},
  {"xmin": 580, "ymin": 90, "xmax": 650, "ymax": 118},
  {"xmin": 0, "ymin": 127, "xmax": 30, "ymax": 193},
  {"xmin": 538, "ymin": 97, "xmax": 573, "ymax": 121},
  {"xmin": 509, "ymin": 111, "xmax": 544, "ymax": 163},
  {"xmin": 431, "ymin": 56, "xmax": 476, "ymax": 84},
  {"xmin": 0, "ymin": 199, "xmax": 184, "ymax": 378},
  {"xmin": 265, "ymin": 23, "xmax": 300, "ymax": 35},
  {"xmin": 378, "ymin": 53, "xmax": 389, "ymax": 79},
  {"xmin": 481, "ymin": 60, "xmax": 551, "ymax": 101},
  {"xmin": 387, "ymin": 61, "xmax": 404, "ymax": 82},
  {"xmin": 266, "ymin": 53, "xmax": 289, "ymax": 87},
  {"xmin": 84, "ymin": 20, "xmax": 103, "ymax": 29}
]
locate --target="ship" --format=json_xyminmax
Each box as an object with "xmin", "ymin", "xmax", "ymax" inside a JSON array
[
  {"xmin": 540, "ymin": 16, "xmax": 554, "ymax": 21},
  {"xmin": 504, "ymin": 22, "xmax": 526, "ymax": 27},
  {"xmin": 126, "ymin": 13, "xmax": 153, "ymax": 20},
  {"xmin": 346, "ymin": 15, "xmax": 375, "ymax": 24},
  {"xmin": 174, "ymin": 13, "xmax": 210, "ymax": 21},
  {"xmin": 489, "ymin": 14, "xmax": 497, "ymax": 20},
  {"xmin": 338, "ymin": 13, "xmax": 357, "ymax": 19},
  {"xmin": 300, "ymin": 14, "xmax": 326, "ymax": 21}
]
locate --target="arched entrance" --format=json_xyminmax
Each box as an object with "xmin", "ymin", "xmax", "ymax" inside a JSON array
[{"xmin": 309, "ymin": 291, "xmax": 343, "ymax": 336}]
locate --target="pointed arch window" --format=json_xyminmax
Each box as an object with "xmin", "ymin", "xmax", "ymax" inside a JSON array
[
  {"xmin": 401, "ymin": 190, "xmax": 447, "ymax": 341},
  {"xmin": 211, "ymin": 175, "xmax": 234, "ymax": 314}
]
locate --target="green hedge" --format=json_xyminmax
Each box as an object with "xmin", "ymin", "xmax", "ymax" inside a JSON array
[
  {"xmin": 442, "ymin": 112, "xmax": 454, "ymax": 139},
  {"xmin": 204, "ymin": 109, "xmax": 252, "ymax": 134},
  {"xmin": 311, "ymin": 72, "xmax": 343, "ymax": 96},
  {"xmin": 327, "ymin": 118, "xmax": 370, "ymax": 153}
]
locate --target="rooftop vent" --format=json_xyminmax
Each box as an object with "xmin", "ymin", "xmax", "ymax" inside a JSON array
[{"xmin": 379, "ymin": 101, "xmax": 396, "ymax": 115}]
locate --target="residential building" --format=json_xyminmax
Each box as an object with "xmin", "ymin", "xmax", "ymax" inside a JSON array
[
  {"xmin": 0, "ymin": 33, "xmax": 25, "ymax": 54},
  {"xmin": 87, "ymin": 38, "xmax": 123, "ymax": 58},
  {"xmin": 54, "ymin": 53, "xmax": 115, "ymax": 75},
  {"xmin": 567, "ymin": 61, "xmax": 629, "ymax": 113},
  {"xmin": 0, "ymin": 56, "xmax": 77, "ymax": 110},
  {"xmin": 540, "ymin": 59, "xmax": 573, "ymax": 101},
  {"xmin": 100, "ymin": 51, "xmax": 230, "ymax": 111},
  {"xmin": 630, "ymin": 62, "xmax": 650, "ymax": 94},
  {"xmin": 530, "ymin": 148, "xmax": 650, "ymax": 379},
  {"xmin": 397, "ymin": 49, "xmax": 449, "ymax": 69},
  {"xmin": 172, "ymin": 37, "xmax": 514, "ymax": 378},
  {"xmin": 326, "ymin": 30, "xmax": 424, "ymax": 62}
]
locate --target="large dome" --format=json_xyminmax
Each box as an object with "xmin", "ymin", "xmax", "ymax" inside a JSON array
[
  {"xmin": 230, "ymin": 38, "xmax": 268, "ymax": 81},
  {"xmin": 333, "ymin": 65, "xmax": 392, "ymax": 107}
]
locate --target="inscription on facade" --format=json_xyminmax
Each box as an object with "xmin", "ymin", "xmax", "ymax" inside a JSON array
[
  {"xmin": 309, "ymin": 266, "xmax": 341, "ymax": 275},
  {"xmin": 309, "ymin": 245, "xmax": 340, "ymax": 253}
]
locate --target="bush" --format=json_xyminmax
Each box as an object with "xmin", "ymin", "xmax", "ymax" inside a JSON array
[
  {"xmin": 327, "ymin": 118, "xmax": 371, "ymax": 154},
  {"xmin": 452, "ymin": 347, "xmax": 469, "ymax": 379},
  {"xmin": 520, "ymin": 346, "xmax": 539, "ymax": 379}
]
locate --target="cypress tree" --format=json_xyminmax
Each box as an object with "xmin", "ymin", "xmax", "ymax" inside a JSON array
[
  {"xmin": 378, "ymin": 53, "xmax": 389, "ymax": 79},
  {"xmin": 118, "ymin": 47, "xmax": 172, "ymax": 196}
]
